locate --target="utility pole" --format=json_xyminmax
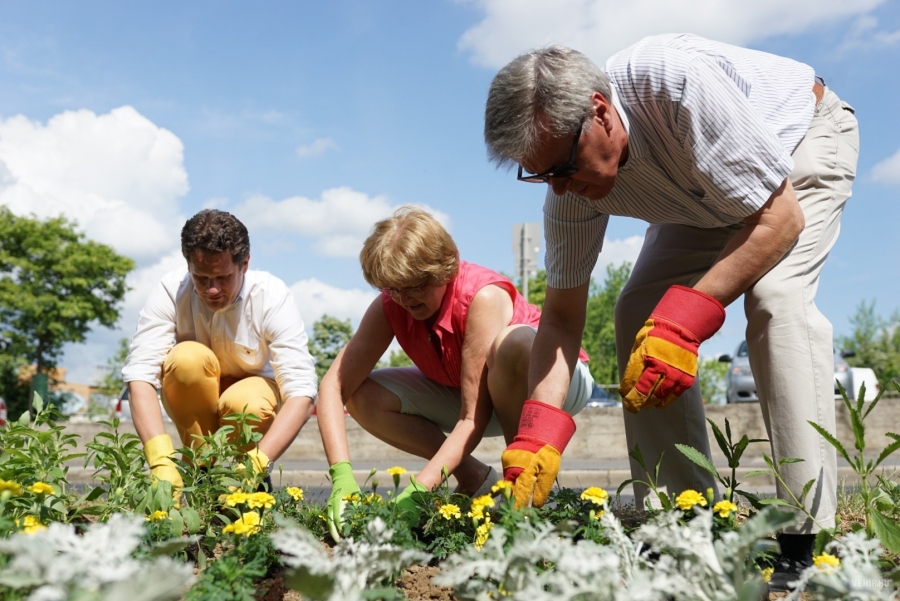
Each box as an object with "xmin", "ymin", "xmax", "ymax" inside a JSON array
[{"xmin": 512, "ymin": 223, "xmax": 541, "ymax": 299}]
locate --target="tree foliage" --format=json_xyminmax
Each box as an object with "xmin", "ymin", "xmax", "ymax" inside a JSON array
[
  {"xmin": 582, "ymin": 263, "xmax": 632, "ymax": 386},
  {"xmin": 837, "ymin": 300, "xmax": 900, "ymax": 385},
  {"xmin": 308, "ymin": 315, "xmax": 354, "ymax": 379},
  {"xmin": 96, "ymin": 337, "xmax": 131, "ymax": 396},
  {"xmin": 0, "ymin": 208, "xmax": 134, "ymax": 414},
  {"xmin": 698, "ymin": 355, "xmax": 728, "ymax": 404},
  {"xmin": 386, "ymin": 349, "xmax": 413, "ymax": 367}
]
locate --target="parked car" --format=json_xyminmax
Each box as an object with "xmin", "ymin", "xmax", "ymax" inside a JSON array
[
  {"xmin": 719, "ymin": 341, "xmax": 854, "ymax": 404},
  {"xmin": 113, "ymin": 385, "xmax": 171, "ymax": 422},
  {"xmin": 850, "ymin": 367, "xmax": 879, "ymax": 401},
  {"xmin": 585, "ymin": 384, "xmax": 620, "ymax": 408},
  {"xmin": 0, "ymin": 396, "xmax": 7, "ymax": 426}
]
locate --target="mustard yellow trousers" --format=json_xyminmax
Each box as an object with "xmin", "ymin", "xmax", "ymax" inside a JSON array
[{"xmin": 161, "ymin": 341, "xmax": 279, "ymax": 448}]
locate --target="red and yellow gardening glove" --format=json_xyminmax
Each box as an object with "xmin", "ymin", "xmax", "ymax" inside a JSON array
[
  {"xmin": 144, "ymin": 434, "xmax": 184, "ymax": 507},
  {"xmin": 501, "ymin": 400, "xmax": 576, "ymax": 509},
  {"xmin": 619, "ymin": 285, "xmax": 725, "ymax": 413}
]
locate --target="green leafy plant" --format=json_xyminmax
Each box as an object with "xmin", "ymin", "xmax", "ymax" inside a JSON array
[
  {"xmin": 617, "ymin": 443, "xmax": 675, "ymax": 511},
  {"xmin": 83, "ymin": 417, "xmax": 151, "ymax": 519}
]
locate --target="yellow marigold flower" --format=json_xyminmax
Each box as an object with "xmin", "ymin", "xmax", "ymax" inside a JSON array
[
  {"xmin": 491, "ymin": 480, "xmax": 512, "ymax": 493},
  {"xmin": 470, "ymin": 494, "xmax": 495, "ymax": 512},
  {"xmin": 343, "ymin": 492, "xmax": 361, "ymax": 502},
  {"xmin": 590, "ymin": 509, "xmax": 605, "ymax": 521},
  {"xmin": 20, "ymin": 515, "xmax": 46, "ymax": 535},
  {"xmin": 761, "ymin": 567, "xmax": 774, "ymax": 583},
  {"xmin": 247, "ymin": 492, "xmax": 275, "ymax": 509},
  {"xmin": 813, "ymin": 552, "xmax": 841, "ymax": 572},
  {"xmin": 0, "ymin": 480, "xmax": 23, "ymax": 496},
  {"xmin": 439, "ymin": 504, "xmax": 461, "ymax": 520},
  {"xmin": 366, "ymin": 492, "xmax": 383, "ymax": 503},
  {"xmin": 386, "ymin": 466, "xmax": 407, "ymax": 476},
  {"xmin": 28, "ymin": 482, "xmax": 54, "ymax": 496},
  {"xmin": 286, "ymin": 487, "xmax": 304, "ymax": 501},
  {"xmin": 146, "ymin": 510, "xmax": 169, "ymax": 522},
  {"xmin": 675, "ymin": 489, "xmax": 708, "ymax": 511},
  {"xmin": 224, "ymin": 491, "xmax": 250, "ymax": 507},
  {"xmin": 474, "ymin": 520, "xmax": 493, "ymax": 550},
  {"xmin": 713, "ymin": 500, "xmax": 738, "ymax": 518},
  {"xmin": 580, "ymin": 486, "xmax": 609, "ymax": 506},
  {"xmin": 223, "ymin": 511, "xmax": 261, "ymax": 536}
]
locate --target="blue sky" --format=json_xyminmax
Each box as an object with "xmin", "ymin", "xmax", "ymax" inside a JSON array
[{"xmin": 0, "ymin": 1, "xmax": 898, "ymax": 386}]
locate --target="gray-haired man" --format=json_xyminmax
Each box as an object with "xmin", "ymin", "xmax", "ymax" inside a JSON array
[{"xmin": 484, "ymin": 33, "xmax": 858, "ymax": 591}]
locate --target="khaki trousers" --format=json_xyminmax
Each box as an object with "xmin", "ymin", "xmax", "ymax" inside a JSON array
[
  {"xmin": 161, "ymin": 341, "xmax": 279, "ymax": 449},
  {"xmin": 614, "ymin": 88, "xmax": 859, "ymax": 533}
]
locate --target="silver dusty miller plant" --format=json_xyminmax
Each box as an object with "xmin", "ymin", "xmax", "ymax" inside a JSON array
[
  {"xmin": 0, "ymin": 513, "xmax": 194, "ymax": 601},
  {"xmin": 271, "ymin": 515, "xmax": 431, "ymax": 601},
  {"xmin": 436, "ymin": 506, "xmax": 800, "ymax": 601}
]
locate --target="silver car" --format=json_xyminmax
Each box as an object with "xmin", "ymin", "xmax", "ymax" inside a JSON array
[{"xmin": 720, "ymin": 341, "xmax": 854, "ymax": 404}]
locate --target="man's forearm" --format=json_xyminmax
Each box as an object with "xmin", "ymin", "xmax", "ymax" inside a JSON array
[
  {"xmin": 257, "ymin": 396, "xmax": 315, "ymax": 463},
  {"xmin": 129, "ymin": 381, "xmax": 168, "ymax": 444},
  {"xmin": 695, "ymin": 179, "xmax": 804, "ymax": 306}
]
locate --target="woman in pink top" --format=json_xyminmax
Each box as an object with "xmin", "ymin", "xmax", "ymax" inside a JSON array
[{"xmin": 317, "ymin": 207, "xmax": 593, "ymax": 538}]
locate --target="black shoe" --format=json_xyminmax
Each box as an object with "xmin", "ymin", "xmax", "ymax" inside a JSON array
[
  {"xmin": 767, "ymin": 533, "xmax": 814, "ymax": 593},
  {"xmin": 257, "ymin": 474, "xmax": 273, "ymax": 492},
  {"xmin": 767, "ymin": 556, "xmax": 811, "ymax": 592}
]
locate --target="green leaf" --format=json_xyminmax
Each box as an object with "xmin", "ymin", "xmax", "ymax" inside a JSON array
[
  {"xmin": 874, "ymin": 439, "xmax": 900, "ymax": 469},
  {"xmin": 732, "ymin": 435, "xmax": 750, "ymax": 467},
  {"xmin": 870, "ymin": 510, "xmax": 900, "ymax": 554},
  {"xmin": 706, "ymin": 418, "xmax": 732, "ymax": 464},
  {"xmin": 814, "ymin": 528, "xmax": 837, "ymax": 555},
  {"xmin": 798, "ymin": 478, "xmax": 816, "ymax": 506},
  {"xmin": 16, "ymin": 410, "xmax": 30, "ymax": 425},
  {"xmin": 285, "ymin": 566, "xmax": 335, "ymax": 601},
  {"xmin": 32, "ymin": 392, "xmax": 44, "ymax": 413},
  {"xmin": 181, "ymin": 506, "xmax": 202, "ymax": 534},
  {"xmin": 616, "ymin": 478, "xmax": 636, "ymax": 497},
  {"xmin": 757, "ymin": 497, "xmax": 791, "ymax": 506},
  {"xmin": 777, "ymin": 457, "xmax": 804, "ymax": 466},
  {"xmin": 148, "ymin": 536, "xmax": 197, "ymax": 557},
  {"xmin": 807, "ymin": 421, "xmax": 854, "ymax": 465},
  {"xmin": 675, "ymin": 444, "xmax": 720, "ymax": 479}
]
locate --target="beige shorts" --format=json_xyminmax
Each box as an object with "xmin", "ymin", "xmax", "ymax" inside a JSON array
[{"xmin": 368, "ymin": 360, "xmax": 593, "ymax": 437}]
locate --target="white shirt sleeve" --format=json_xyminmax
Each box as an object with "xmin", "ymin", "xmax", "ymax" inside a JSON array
[
  {"xmin": 263, "ymin": 283, "xmax": 318, "ymax": 402},
  {"xmin": 543, "ymin": 189, "xmax": 610, "ymax": 290},
  {"xmin": 121, "ymin": 276, "xmax": 178, "ymax": 388}
]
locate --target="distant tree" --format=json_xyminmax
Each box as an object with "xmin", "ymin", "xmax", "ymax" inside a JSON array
[
  {"xmin": 698, "ymin": 355, "xmax": 729, "ymax": 404},
  {"xmin": 308, "ymin": 315, "xmax": 354, "ymax": 380},
  {"xmin": 96, "ymin": 337, "xmax": 130, "ymax": 397},
  {"xmin": 582, "ymin": 262, "xmax": 632, "ymax": 385},
  {"xmin": 387, "ymin": 348, "xmax": 413, "ymax": 367},
  {"xmin": 0, "ymin": 208, "xmax": 134, "ymax": 414},
  {"xmin": 837, "ymin": 300, "xmax": 900, "ymax": 385}
]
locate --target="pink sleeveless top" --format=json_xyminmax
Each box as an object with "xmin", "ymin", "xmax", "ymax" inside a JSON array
[{"xmin": 381, "ymin": 260, "xmax": 589, "ymax": 389}]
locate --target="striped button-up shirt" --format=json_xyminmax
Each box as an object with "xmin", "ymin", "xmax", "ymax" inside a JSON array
[{"xmin": 545, "ymin": 33, "xmax": 817, "ymax": 289}]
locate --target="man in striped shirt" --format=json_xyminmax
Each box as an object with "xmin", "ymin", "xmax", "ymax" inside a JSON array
[{"xmin": 484, "ymin": 33, "xmax": 858, "ymax": 589}]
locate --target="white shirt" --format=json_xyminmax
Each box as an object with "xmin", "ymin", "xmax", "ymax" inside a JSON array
[
  {"xmin": 122, "ymin": 268, "xmax": 318, "ymax": 402},
  {"xmin": 544, "ymin": 33, "xmax": 817, "ymax": 289}
]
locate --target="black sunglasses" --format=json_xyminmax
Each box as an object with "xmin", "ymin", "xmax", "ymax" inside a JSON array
[{"xmin": 517, "ymin": 117, "xmax": 585, "ymax": 183}]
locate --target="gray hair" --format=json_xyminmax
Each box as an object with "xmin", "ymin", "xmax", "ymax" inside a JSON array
[{"xmin": 484, "ymin": 46, "xmax": 611, "ymax": 169}]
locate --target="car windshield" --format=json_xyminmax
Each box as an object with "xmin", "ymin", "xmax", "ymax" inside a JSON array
[{"xmin": 737, "ymin": 341, "xmax": 749, "ymax": 357}]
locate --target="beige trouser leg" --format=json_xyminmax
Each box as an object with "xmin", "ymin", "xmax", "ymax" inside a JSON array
[
  {"xmin": 161, "ymin": 341, "xmax": 279, "ymax": 449},
  {"xmin": 615, "ymin": 89, "xmax": 858, "ymax": 532}
]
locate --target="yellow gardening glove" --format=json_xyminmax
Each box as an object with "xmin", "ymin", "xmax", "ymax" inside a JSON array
[
  {"xmin": 247, "ymin": 448, "xmax": 270, "ymax": 474},
  {"xmin": 619, "ymin": 285, "xmax": 725, "ymax": 412},
  {"xmin": 144, "ymin": 434, "xmax": 184, "ymax": 506},
  {"xmin": 501, "ymin": 400, "xmax": 576, "ymax": 509}
]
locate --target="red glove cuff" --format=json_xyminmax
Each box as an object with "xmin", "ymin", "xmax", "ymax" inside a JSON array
[
  {"xmin": 652, "ymin": 285, "xmax": 725, "ymax": 342},
  {"xmin": 515, "ymin": 400, "xmax": 576, "ymax": 453}
]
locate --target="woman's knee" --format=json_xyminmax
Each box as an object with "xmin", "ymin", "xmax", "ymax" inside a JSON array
[
  {"xmin": 488, "ymin": 325, "xmax": 534, "ymax": 372},
  {"xmin": 345, "ymin": 378, "xmax": 401, "ymax": 422}
]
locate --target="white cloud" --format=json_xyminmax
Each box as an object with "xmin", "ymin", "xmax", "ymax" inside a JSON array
[
  {"xmin": 459, "ymin": 0, "xmax": 886, "ymax": 68},
  {"xmin": 871, "ymin": 148, "xmax": 900, "ymax": 185},
  {"xmin": 234, "ymin": 187, "xmax": 451, "ymax": 257},
  {"xmin": 0, "ymin": 106, "xmax": 188, "ymax": 265},
  {"xmin": 290, "ymin": 278, "xmax": 376, "ymax": 330},
  {"xmin": 840, "ymin": 14, "xmax": 900, "ymax": 50},
  {"xmin": 591, "ymin": 234, "xmax": 644, "ymax": 282},
  {"xmin": 296, "ymin": 137, "xmax": 338, "ymax": 158}
]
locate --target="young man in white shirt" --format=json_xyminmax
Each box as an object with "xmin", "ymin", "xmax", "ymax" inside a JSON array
[{"xmin": 122, "ymin": 209, "xmax": 318, "ymax": 496}]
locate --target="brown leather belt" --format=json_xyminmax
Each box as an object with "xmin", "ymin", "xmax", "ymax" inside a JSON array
[{"xmin": 813, "ymin": 78, "xmax": 825, "ymax": 106}]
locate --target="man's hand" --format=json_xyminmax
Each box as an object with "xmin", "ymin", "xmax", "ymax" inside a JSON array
[
  {"xmin": 501, "ymin": 400, "xmax": 576, "ymax": 509},
  {"xmin": 619, "ymin": 285, "xmax": 725, "ymax": 412},
  {"xmin": 326, "ymin": 462, "xmax": 361, "ymax": 541},
  {"xmin": 144, "ymin": 434, "xmax": 184, "ymax": 506},
  {"xmin": 392, "ymin": 480, "xmax": 429, "ymax": 526}
]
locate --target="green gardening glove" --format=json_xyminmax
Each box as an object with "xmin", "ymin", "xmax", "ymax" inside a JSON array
[
  {"xmin": 326, "ymin": 461, "xmax": 361, "ymax": 541},
  {"xmin": 391, "ymin": 481, "xmax": 429, "ymax": 527}
]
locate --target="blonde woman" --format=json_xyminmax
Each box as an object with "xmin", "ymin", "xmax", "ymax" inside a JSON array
[{"xmin": 318, "ymin": 206, "xmax": 593, "ymax": 537}]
